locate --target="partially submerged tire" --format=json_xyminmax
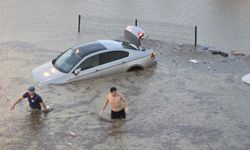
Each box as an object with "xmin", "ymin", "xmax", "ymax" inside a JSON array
[{"xmin": 127, "ymin": 66, "xmax": 144, "ymax": 72}]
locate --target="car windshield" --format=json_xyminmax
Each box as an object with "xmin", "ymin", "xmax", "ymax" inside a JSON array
[{"xmin": 52, "ymin": 49, "xmax": 82, "ymax": 73}]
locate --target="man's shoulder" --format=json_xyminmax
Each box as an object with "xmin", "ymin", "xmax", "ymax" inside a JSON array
[
  {"xmin": 118, "ymin": 92, "xmax": 124, "ymax": 97},
  {"xmin": 35, "ymin": 93, "xmax": 42, "ymax": 99},
  {"xmin": 106, "ymin": 93, "xmax": 111, "ymax": 99},
  {"xmin": 22, "ymin": 92, "xmax": 29, "ymax": 97}
]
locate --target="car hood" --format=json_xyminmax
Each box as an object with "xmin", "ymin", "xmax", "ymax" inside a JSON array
[{"xmin": 32, "ymin": 62, "xmax": 66, "ymax": 85}]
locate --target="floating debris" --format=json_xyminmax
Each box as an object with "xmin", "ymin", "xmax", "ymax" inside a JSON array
[
  {"xmin": 211, "ymin": 50, "xmax": 228, "ymax": 57},
  {"xmin": 69, "ymin": 131, "xmax": 77, "ymax": 137},
  {"xmin": 242, "ymin": 73, "xmax": 250, "ymax": 84},
  {"xmin": 171, "ymin": 60, "xmax": 178, "ymax": 65},
  {"xmin": 66, "ymin": 143, "xmax": 72, "ymax": 146},
  {"xmin": 202, "ymin": 46, "xmax": 209, "ymax": 50},
  {"xmin": 190, "ymin": 59, "xmax": 199, "ymax": 63},
  {"xmin": 229, "ymin": 50, "xmax": 245, "ymax": 56}
]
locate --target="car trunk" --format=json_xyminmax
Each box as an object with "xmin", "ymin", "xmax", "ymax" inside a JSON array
[{"xmin": 124, "ymin": 25, "xmax": 145, "ymax": 50}]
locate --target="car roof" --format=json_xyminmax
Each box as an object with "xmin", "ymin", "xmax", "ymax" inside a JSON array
[
  {"xmin": 71, "ymin": 41, "xmax": 107, "ymax": 58},
  {"xmin": 71, "ymin": 40, "xmax": 124, "ymax": 58},
  {"xmin": 97, "ymin": 40, "xmax": 123, "ymax": 50}
]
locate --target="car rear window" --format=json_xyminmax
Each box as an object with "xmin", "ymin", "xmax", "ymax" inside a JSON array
[
  {"xmin": 122, "ymin": 41, "xmax": 138, "ymax": 50},
  {"xmin": 99, "ymin": 51, "xmax": 129, "ymax": 65}
]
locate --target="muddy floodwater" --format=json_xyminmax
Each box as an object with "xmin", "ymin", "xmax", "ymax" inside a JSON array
[
  {"xmin": 1, "ymin": 0, "xmax": 250, "ymax": 150},
  {"xmin": 1, "ymin": 40, "xmax": 250, "ymax": 150}
]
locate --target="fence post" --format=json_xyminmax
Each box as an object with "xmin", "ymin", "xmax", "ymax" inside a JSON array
[
  {"xmin": 78, "ymin": 14, "xmax": 81, "ymax": 33},
  {"xmin": 135, "ymin": 19, "xmax": 137, "ymax": 26},
  {"xmin": 195, "ymin": 26, "xmax": 197, "ymax": 46}
]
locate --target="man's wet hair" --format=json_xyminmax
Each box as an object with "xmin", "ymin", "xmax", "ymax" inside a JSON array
[{"xmin": 110, "ymin": 87, "xmax": 117, "ymax": 92}]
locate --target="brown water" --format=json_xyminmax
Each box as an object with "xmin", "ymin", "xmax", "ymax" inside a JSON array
[{"xmin": 1, "ymin": 1, "xmax": 250, "ymax": 150}]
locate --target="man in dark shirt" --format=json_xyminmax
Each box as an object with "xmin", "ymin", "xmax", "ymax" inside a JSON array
[{"xmin": 11, "ymin": 86, "xmax": 49, "ymax": 112}]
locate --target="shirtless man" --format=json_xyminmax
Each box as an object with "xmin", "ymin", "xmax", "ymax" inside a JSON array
[{"xmin": 100, "ymin": 87, "xmax": 128, "ymax": 119}]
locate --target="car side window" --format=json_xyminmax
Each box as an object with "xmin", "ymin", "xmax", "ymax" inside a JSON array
[
  {"xmin": 99, "ymin": 51, "xmax": 129, "ymax": 65},
  {"xmin": 77, "ymin": 55, "xmax": 99, "ymax": 70}
]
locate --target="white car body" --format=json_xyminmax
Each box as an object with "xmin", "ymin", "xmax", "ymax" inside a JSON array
[{"xmin": 32, "ymin": 26, "xmax": 157, "ymax": 85}]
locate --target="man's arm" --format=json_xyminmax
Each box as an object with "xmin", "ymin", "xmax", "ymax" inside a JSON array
[
  {"xmin": 41, "ymin": 101, "xmax": 49, "ymax": 112},
  {"xmin": 120, "ymin": 94, "xmax": 128, "ymax": 113},
  {"xmin": 10, "ymin": 96, "xmax": 24, "ymax": 110},
  {"xmin": 99, "ymin": 97, "xmax": 109, "ymax": 115}
]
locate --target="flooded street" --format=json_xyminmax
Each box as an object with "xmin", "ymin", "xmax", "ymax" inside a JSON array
[{"xmin": 1, "ymin": 0, "xmax": 250, "ymax": 150}]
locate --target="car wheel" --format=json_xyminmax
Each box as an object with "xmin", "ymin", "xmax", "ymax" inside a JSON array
[{"xmin": 127, "ymin": 66, "xmax": 144, "ymax": 72}]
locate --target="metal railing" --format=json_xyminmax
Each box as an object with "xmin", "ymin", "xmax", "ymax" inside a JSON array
[{"xmin": 77, "ymin": 14, "xmax": 197, "ymax": 46}]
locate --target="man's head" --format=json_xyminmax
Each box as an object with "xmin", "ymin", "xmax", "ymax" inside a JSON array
[
  {"xmin": 110, "ymin": 87, "xmax": 117, "ymax": 96},
  {"xmin": 27, "ymin": 85, "xmax": 35, "ymax": 95}
]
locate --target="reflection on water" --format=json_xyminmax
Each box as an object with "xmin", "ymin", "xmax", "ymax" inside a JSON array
[
  {"xmin": 25, "ymin": 112, "xmax": 44, "ymax": 133},
  {"xmin": 107, "ymin": 120, "xmax": 125, "ymax": 137},
  {"xmin": 21, "ymin": 110, "xmax": 53, "ymax": 137}
]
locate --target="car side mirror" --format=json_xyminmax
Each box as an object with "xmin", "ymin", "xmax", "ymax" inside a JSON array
[{"xmin": 73, "ymin": 68, "xmax": 81, "ymax": 75}]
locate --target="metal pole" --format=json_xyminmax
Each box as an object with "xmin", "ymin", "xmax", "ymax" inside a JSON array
[
  {"xmin": 135, "ymin": 19, "xmax": 137, "ymax": 26},
  {"xmin": 78, "ymin": 14, "xmax": 81, "ymax": 33},
  {"xmin": 195, "ymin": 26, "xmax": 197, "ymax": 46}
]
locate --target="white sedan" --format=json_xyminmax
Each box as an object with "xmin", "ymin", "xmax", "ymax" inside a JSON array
[{"xmin": 32, "ymin": 26, "xmax": 157, "ymax": 84}]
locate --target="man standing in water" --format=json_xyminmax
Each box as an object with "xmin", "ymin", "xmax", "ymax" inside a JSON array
[
  {"xmin": 10, "ymin": 86, "xmax": 49, "ymax": 112},
  {"xmin": 100, "ymin": 87, "xmax": 128, "ymax": 119}
]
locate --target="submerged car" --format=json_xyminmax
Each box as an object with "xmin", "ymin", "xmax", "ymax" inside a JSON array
[{"xmin": 32, "ymin": 25, "xmax": 157, "ymax": 84}]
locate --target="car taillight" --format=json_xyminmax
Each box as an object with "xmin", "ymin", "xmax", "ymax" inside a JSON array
[
  {"xmin": 151, "ymin": 51, "xmax": 156, "ymax": 60},
  {"xmin": 137, "ymin": 32, "xmax": 144, "ymax": 39}
]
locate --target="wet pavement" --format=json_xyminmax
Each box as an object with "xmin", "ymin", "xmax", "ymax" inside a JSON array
[{"xmin": 1, "ymin": 1, "xmax": 250, "ymax": 150}]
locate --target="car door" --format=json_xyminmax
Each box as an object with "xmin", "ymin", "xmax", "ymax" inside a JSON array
[
  {"xmin": 68, "ymin": 54, "xmax": 102, "ymax": 82},
  {"xmin": 98, "ymin": 51, "xmax": 129, "ymax": 76}
]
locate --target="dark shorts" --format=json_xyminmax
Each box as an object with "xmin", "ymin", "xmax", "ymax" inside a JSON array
[
  {"xmin": 31, "ymin": 106, "xmax": 41, "ymax": 110},
  {"xmin": 111, "ymin": 108, "xmax": 126, "ymax": 119}
]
